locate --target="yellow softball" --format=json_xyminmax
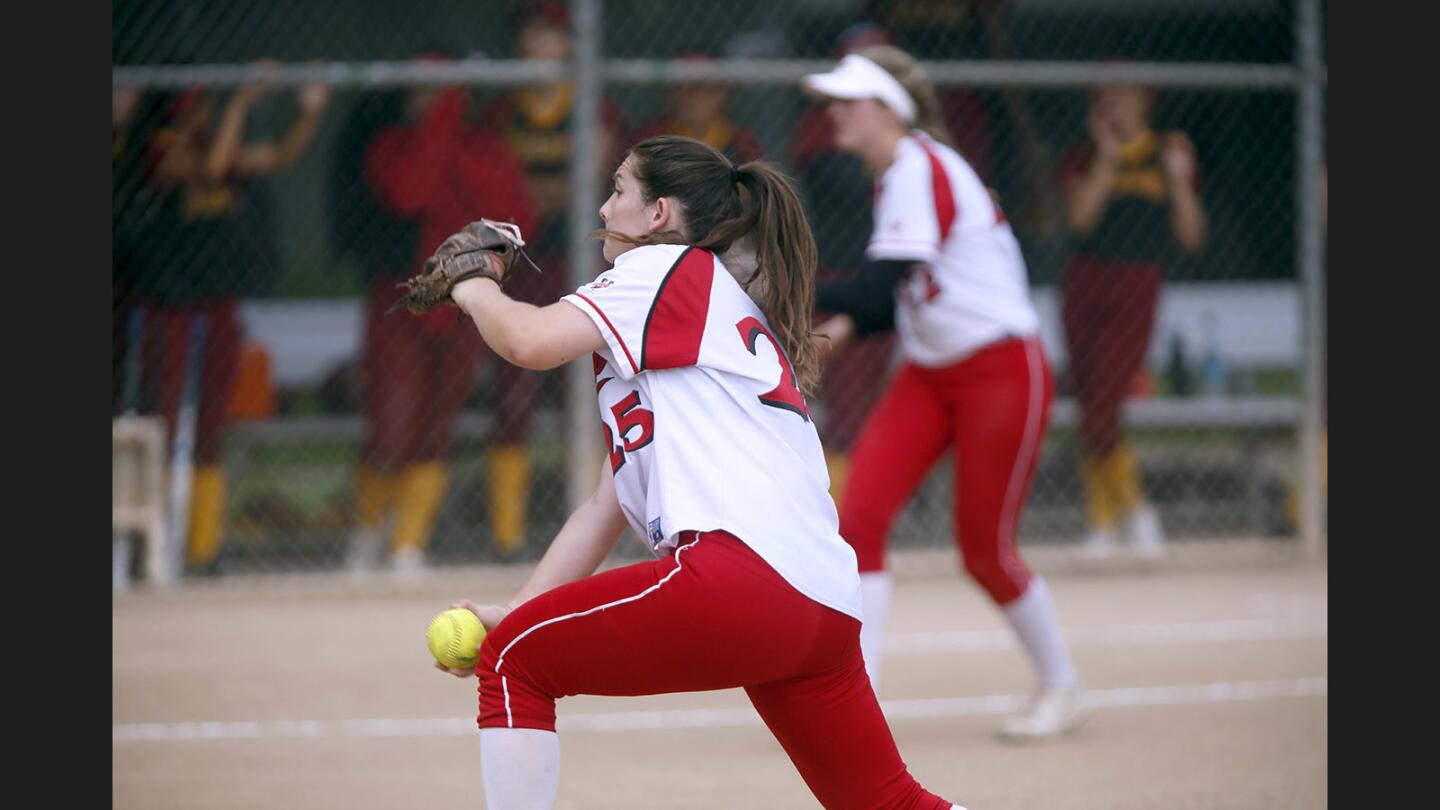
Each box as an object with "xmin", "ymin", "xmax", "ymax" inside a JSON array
[{"xmin": 427, "ymin": 608, "xmax": 487, "ymax": 670}]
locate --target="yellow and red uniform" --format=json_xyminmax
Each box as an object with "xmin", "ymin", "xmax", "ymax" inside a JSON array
[{"xmin": 1058, "ymin": 131, "xmax": 1203, "ymax": 527}]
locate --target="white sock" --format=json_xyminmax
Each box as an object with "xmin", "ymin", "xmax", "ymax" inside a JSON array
[
  {"xmin": 1000, "ymin": 577, "xmax": 1080, "ymax": 689},
  {"xmin": 479, "ymin": 728, "xmax": 561, "ymax": 810},
  {"xmin": 858, "ymin": 571, "xmax": 894, "ymax": 692}
]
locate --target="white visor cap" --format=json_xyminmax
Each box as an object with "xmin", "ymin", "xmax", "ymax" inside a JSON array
[{"xmin": 802, "ymin": 54, "xmax": 916, "ymax": 124}]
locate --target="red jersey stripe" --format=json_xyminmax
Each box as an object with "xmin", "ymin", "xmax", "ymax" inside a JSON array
[
  {"xmin": 918, "ymin": 140, "xmax": 957, "ymax": 245},
  {"xmin": 572, "ymin": 292, "xmax": 640, "ymax": 375},
  {"xmin": 642, "ymin": 247, "xmax": 714, "ymax": 371}
]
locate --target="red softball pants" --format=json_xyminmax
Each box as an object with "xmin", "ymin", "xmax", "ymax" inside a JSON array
[
  {"xmin": 476, "ymin": 530, "xmax": 952, "ymax": 810},
  {"xmin": 839, "ymin": 336, "xmax": 1053, "ymax": 605},
  {"xmin": 361, "ymin": 280, "xmax": 486, "ymax": 468},
  {"xmin": 1060, "ymin": 256, "xmax": 1163, "ymax": 458},
  {"xmin": 139, "ymin": 298, "xmax": 241, "ymax": 465}
]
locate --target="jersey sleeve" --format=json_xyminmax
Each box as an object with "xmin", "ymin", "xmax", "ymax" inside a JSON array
[
  {"xmin": 866, "ymin": 146, "xmax": 942, "ymax": 264},
  {"xmin": 562, "ymin": 245, "xmax": 714, "ymax": 380}
]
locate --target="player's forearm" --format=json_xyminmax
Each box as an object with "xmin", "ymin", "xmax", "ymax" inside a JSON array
[
  {"xmin": 1168, "ymin": 184, "xmax": 1207, "ymax": 253},
  {"xmin": 454, "ymin": 279, "xmax": 602, "ymax": 370},
  {"xmin": 452, "ymin": 280, "xmax": 550, "ymax": 368},
  {"xmin": 815, "ymin": 313, "xmax": 855, "ymax": 350},
  {"xmin": 231, "ymin": 106, "xmax": 324, "ymax": 176},
  {"xmin": 205, "ymin": 97, "xmax": 252, "ymax": 179},
  {"xmin": 509, "ymin": 481, "xmax": 626, "ymax": 608}
]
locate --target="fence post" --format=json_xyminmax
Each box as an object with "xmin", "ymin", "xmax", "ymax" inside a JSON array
[
  {"xmin": 566, "ymin": 0, "xmax": 604, "ymax": 511},
  {"xmin": 1296, "ymin": 0, "xmax": 1326, "ymax": 559}
]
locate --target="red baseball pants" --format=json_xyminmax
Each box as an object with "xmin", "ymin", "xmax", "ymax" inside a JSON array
[
  {"xmin": 476, "ymin": 530, "xmax": 952, "ymax": 810},
  {"xmin": 1060, "ymin": 256, "xmax": 1163, "ymax": 458},
  {"xmin": 140, "ymin": 298, "xmax": 240, "ymax": 465},
  {"xmin": 838, "ymin": 337, "xmax": 1053, "ymax": 605},
  {"xmin": 361, "ymin": 279, "xmax": 485, "ymax": 468}
]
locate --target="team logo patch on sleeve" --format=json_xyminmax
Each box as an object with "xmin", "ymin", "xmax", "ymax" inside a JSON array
[
  {"xmin": 648, "ymin": 518, "xmax": 665, "ymax": 549},
  {"xmin": 586, "ymin": 277, "xmax": 615, "ymax": 290}
]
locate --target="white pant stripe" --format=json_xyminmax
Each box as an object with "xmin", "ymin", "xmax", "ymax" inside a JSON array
[
  {"xmin": 494, "ymin": 536, "xmax": 704, "ymax": 688},
  {"xmin": 996, "ymin": 339, "xmax": 1044, "ymax": 588},
  {"xmin": 502, "ymin": 676, "xmax": 513, "ymax": 728}
]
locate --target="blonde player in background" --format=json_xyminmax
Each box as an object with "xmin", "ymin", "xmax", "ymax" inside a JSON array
[
  {"xmin": 424, "ymin": 135, "xmax": 966, "ymax": 810},
  {"xmin": 802, "ymin": 46, "xmax": 1087, "ymax": 741}
]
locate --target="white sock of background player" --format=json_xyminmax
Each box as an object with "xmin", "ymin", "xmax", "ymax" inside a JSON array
[
  {"xmin": 858, "ymin": 571, "xmax": 894, "ymax": 692},
  {"xmin": 1000, "ymin": 576, "xmax": 1081, "ymax": 689},
  {"xmin": 479, "ymin": 728, "xmax": 560, "ymax": 809}
]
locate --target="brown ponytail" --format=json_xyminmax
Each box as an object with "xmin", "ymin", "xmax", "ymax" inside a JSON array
[{"xmin": 593, "ymin": 135, "xmax": 822, "ymax": 393}]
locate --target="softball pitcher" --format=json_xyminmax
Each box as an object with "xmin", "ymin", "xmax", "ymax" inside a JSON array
[
  {"xmin": 403, "ymin": 136, "xmax": 965, "ymax": 810},
  {"xmin": 803, "ymin": 46, "xmax": 1086, "ymax": 741}
]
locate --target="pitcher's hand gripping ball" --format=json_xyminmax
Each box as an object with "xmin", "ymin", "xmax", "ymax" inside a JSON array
[
  {"xmin": 427, "ymin": 608, "xmax": 488, "ymax": 670},
  {"xmin": 388, "ymin": 219, "xmax": 529, "ymax": 315}
]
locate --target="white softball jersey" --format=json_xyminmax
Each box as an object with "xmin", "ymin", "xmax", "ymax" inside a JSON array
[
  {"xmin": 868, "ymin": 131, "xmax": 1041, "ymax": 367},
  {"xmin": 562, "ymin": 244, "xmax": 862, "ymax": 620}
]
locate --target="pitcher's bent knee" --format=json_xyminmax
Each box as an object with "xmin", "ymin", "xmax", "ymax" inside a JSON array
[{"xmin": 476, "ymin": 625, "xmax": 559, "ymax": 731}]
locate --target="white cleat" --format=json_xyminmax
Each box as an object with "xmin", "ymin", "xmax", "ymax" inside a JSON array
[
  {"xmin": 389, "ymin": 547, "xmax": 427, "ymax": 578},
  {"xmin": 1080, "ymin": 526, "xmax": 1121, "ymax": 560},
  {"xmin": 1124, "ymin": 504, "xmax": 1167, "ymax": 559},
  {"xmin": 345, "ymin": 526, "xmax": 385, "ymax": 577},
  {"xmin": 998, "ymin": 686, "xmax": 1089, "ymax": 742}
]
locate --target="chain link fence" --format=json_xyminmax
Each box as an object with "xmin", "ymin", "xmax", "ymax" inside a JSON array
[{"xmin": 112, "ymin": 0, "xmax": 1326, "ymax": 584}]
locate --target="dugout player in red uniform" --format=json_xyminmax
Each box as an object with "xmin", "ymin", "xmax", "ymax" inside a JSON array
[
  {"xmin": 1058, "ymin": 77, "xmax": 1206, "ymax": 559},
  {"xmin": 803, "ymin": 46, "xmax": 1087, "ymax": 740},
  {"xmin": 344, "ymin": 56, "xmax": 539, "ymax": 574},
  {"xmin": 426, "ymin": 135, "xmax": 967, "ymax": 810}
]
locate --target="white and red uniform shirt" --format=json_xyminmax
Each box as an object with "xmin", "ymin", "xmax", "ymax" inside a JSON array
[
  {"xmin": 868, "ymin": 131, "xmax": 1041, "ymax": 367},
  {"xmin": 562, "ymin": 244, "xmax": 862, "ymax": 620}
]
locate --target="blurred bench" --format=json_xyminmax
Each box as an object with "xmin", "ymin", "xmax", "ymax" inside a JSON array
[
  {"xmin": 222, "ymin": 411, "xmax": 565, "ymax": 493},
  {"xmin": 1049, "ymin": 396, "xmax": 1299, "ymax": 430},
  {"xmin": 227, "ymin": 411, "xmax": 562, "ymax": 445},
  {"xmin": 225, "ymin": 396, "xmax": 1297, "ymax": 451},
  {"xmin": 113, "ymin": 416, "xmax": 170, "ymax": 588},
  {"xmin": 1048, "ymin": 396, "xmax": 1300, "ymax": 537}
]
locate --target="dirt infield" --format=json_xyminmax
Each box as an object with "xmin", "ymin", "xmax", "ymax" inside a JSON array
[{"xmin": 114, "ymin": 545, "xmax": 1326, "ymax": 809}]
